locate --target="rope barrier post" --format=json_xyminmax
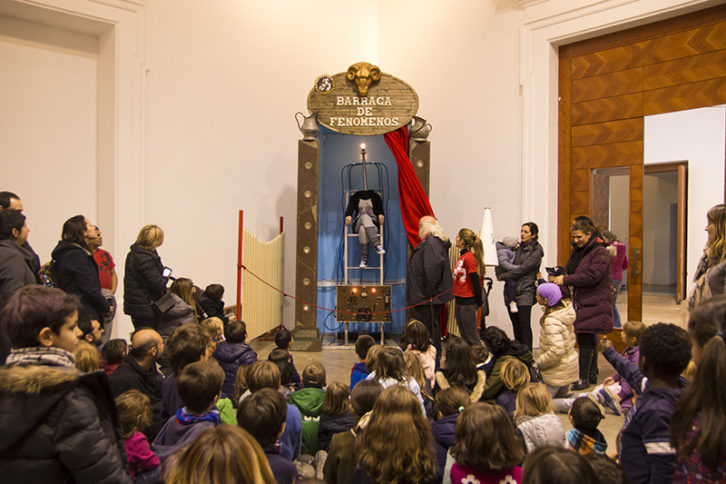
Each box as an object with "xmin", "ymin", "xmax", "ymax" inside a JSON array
[{"xmin": 236, "ymin": 210, "xmax": 243, "ymax": 321}]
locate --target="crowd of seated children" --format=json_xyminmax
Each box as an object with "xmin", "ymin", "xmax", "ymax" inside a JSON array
[
  {"xmin": 237, "ymin": 387, "xmax": 298, "ymax": 484},
  {"xmin": 243, "ymin": 360, "xmax": 302, "ymax": 461},
  {"xmin": 515, "ymin": 382, "xmax": 566, "ymax": 453},
  {"xmin": 496, "ymin": 358, "xmax": 531, "ymax": 417},
  {"xmin": 166, "ymin": 424, "xmax": 276, "ymax": 484},
  {"xmin": 434, "ymin": 336, "xmax": 486, "ymax": 403},
  {"xmin": 213, "ymin": 319, "xmax": 257, "ymax": 399},
  {"xmin": 324, "ymin": 379, "xmax": 383, "ymax": 484},
  {"xmin": 350, "ymin": 334, "xmax": 375, "ymax": 390},
  {"xmin": 101, "ymin": 337, "xmax": 128, "ymax": 375},
  {"xmin": 288, "ymin": 361, "xmax": 327, "ymax": 456},
  {"xmin": 566, "ymin": 397, "xmax": 607, "ymax": 455},
  {"xmin": 275, "ymin": 327, "xmax": 301, "ymax": 387},
  {"xmin": 160, "ymin": 323, "xmax": 209, "ymax": 421},
  {"xmin": 431, "ymin": 387, "xmax": 470, "ymax": 477},
  {"xmin": 152, "ymin": 360, "xmax": 224, "ymax": 465}
]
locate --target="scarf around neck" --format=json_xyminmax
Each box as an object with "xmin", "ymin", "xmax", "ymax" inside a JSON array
[
  {"xmin": 6, "ymin": 346, "xmax": 76, "ymax": 368},
  {"xmin": 175, "ymin": 406, "xmax": 221, "ymax": 425}
]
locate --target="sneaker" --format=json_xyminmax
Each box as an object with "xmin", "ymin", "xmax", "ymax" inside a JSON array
[
  {"xmin": 375, "ymin": 245, "xmax": 386, "ymax": 255},
  {"xmin": 509, "ymin": 301, "xmax": 518, "ymax": 313},
  {"xmin": 571, "ymin": 380, "xmax": 590, "ymax": 391},
  {"xmin": 597, "ymin": 387, "xmax": 622, "ymax": 416},
  {"xmin": 359, "ymin": 260, "xmax": 367, "ymax": 268}
]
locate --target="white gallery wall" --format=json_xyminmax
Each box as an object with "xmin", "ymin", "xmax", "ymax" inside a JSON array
[
  {"xmin": 0, "ymin": 14, "xmax": 98, "ymax": 265},
  {"xmin": 644, "ymin": 106, "xmax": 726, "ymax": 294}
]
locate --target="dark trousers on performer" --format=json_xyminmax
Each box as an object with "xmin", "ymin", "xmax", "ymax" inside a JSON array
[
  {"xmin": 413, "ymin": 303, "xmax": 443, "ymax": 368},
  {"xmin": 506, "ymin": 304, "xmax": 532, "ymax": 349},
  {"xmin": 576, "ymin": 332, "xmax": 599, "ymax": 383}
]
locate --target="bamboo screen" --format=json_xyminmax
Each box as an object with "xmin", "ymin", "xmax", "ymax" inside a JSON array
[{"xmin": 242, "ymin": 230, "xmax": 284, "ymax": 340}]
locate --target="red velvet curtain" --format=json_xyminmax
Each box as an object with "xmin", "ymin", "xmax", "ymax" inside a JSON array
[{"xmin": 384, "ymin": 127, "xmax": 435, "ymax": 247}]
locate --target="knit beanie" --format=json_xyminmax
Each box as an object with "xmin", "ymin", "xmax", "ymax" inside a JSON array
[{"xmin": 537, "ymin": 283, "xmax": 562, "ymax": 307}]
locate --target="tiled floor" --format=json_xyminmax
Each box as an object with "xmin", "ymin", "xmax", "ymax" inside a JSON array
[{"xmin": 615, "ymin": 287, "xmax": 688, "ymax": 328}]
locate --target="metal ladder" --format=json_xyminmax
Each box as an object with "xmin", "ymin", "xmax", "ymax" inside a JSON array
[{"xmin": 340, "ymin": 155, "xmax": 389, "ymax": 344}]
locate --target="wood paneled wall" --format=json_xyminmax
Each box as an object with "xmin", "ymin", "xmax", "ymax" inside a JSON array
[{"xmin": 558, "ymin": 4, "xmax": 726, "ymax": 320}]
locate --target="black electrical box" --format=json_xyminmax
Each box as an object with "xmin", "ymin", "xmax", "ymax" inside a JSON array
[{"xmin": 336, "ymin": 285, "xmax": 392, "ymax": 322}]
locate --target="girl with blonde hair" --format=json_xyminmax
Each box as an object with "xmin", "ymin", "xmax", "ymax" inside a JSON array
[
  {"xmin": 354, "ymin": 385, "xmax": 437, "ymax": 484},
  {"xmin": 166, "ymin": 424, "xmax": 276, "ymax": 484},
  {"xmin": 453, "ymin": 228, "xmax": 485, "ymax": 346},
  {"xmin": 515, "ymin": 383, "xmax": 566, "ymax": 453}
]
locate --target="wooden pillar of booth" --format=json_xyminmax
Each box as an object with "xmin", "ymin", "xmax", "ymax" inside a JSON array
[{"xmin": 292, "ymin": 139, "xmax": 322, "ymax": 351}]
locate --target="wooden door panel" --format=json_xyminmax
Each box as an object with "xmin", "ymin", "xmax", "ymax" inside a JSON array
[
  {"xmin": 572, "ymin": 141, "xmax": 643, "ymax": 169},
  {"xmin": 570, "ymin": 44, "xmax": 649, "ymax": 80},
  {"xmin": 647, "ymin": 23, "xmax": 726, "ymax": 63},
  {"xmin": 571, "ymin": 93, "xmax": 643, "ymax": 125},
  {"xmin": 644, "ymin": 49, "xmax": 726, "ymax": 90},
  {"xmin": 571, "ymin": 67, "xmax": 644, "ymax": 103},
  {"xmin": 643, "ymin": 77, "xmax": 726, "ymax": 115},
  {"xmin": 572, "ymin": 119, "xmax": 643, "ymax": 147},
  {"xmin": 571, "ymin": 169, "xmax": 589, "ymax": 189}
]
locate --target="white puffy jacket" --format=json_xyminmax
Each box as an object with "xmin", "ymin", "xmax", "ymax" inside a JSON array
[{"xmin": 535, "ymin": 300, "xmax": 578, "ymax": 387}]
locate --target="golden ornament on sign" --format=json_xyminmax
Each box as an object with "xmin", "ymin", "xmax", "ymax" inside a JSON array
[{"xmin": 346, "ymin": 62, "xmax": 381, "ymax": 96}]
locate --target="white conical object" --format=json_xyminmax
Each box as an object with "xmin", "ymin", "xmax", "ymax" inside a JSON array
[{"xmin": 479, "ymin": 208, "xmax": 498, "ymax": 266}]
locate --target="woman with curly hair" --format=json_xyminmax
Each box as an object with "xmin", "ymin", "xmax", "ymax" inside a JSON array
[{"xmin": 353, "ymin": 385, "xmax": 437, "ymax": 484}]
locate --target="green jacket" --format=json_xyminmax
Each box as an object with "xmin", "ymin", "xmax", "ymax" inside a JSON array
[{"xmin": 288, "ymin": 387, "xmax": 325, "ymax": 455}]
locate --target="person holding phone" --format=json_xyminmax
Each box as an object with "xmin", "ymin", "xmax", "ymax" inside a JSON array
[{"xmin": 123, "ymin": 225, "xmax": 170, "ymax": 329}]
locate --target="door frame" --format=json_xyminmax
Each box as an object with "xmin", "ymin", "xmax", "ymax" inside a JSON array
[{"xmin": 643, "ymin": 161, "xmax": 688, "ymax": 302}]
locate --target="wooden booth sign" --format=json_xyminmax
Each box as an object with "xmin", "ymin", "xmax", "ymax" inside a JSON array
[{"xmin": 307, "ymin": 62, "xmax": 419, "ymax": 136}]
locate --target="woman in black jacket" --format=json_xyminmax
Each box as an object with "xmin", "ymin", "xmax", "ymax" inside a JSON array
[
  {"xmin": 496, "ymin": 222, "xmax": 543, "ymax": 349},
  {"xmin": 123, "ymin": 224, "xmax": 169, "ymax": 329},
  {"xmin": 51, "ymin": 215, "xmax": 112, "ymax": 321}
]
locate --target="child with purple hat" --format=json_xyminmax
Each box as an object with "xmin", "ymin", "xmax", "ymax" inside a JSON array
[{"xmin": 534, "ymin": 283, "xmax": 579, "ymax": 411}]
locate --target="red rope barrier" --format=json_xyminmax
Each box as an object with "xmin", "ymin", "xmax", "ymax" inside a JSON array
[{"xmin": 239, "ymin": 263, "xmax": 452, "ymax": 316}]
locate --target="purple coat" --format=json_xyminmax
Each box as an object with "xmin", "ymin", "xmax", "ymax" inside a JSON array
[
  {"xmin": 563, "ymin": 239, "xmax": 613, "ymax": 334},
  {"xmin": 612, "ymin": 345, "xmax": 639, "ymax": 411}
]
